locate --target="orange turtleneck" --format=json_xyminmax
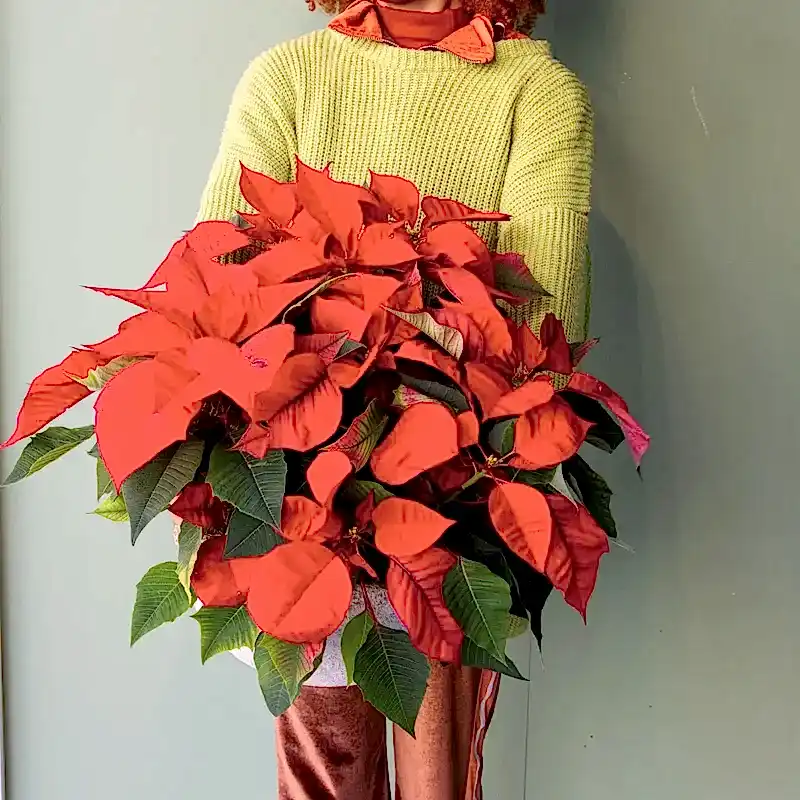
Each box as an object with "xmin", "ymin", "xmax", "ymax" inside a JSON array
[{"xmin": 375, "ymin": 1, "xmax": 469, "ymax": 49}]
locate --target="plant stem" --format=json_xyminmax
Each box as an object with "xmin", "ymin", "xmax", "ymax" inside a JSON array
[
  {"xmin": 460, "ymin": 470, "xmax": 487, "ymax": 492},
  {"xmin": 444, "ymin": 470, "xmax": 487, "ymax": 504}
]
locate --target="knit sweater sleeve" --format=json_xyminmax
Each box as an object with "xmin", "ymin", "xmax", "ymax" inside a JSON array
[
  {"xmin": 496, "ymin": 62, "xmax": 594, "ymax": 342},
  {"xmin": 195, "ymin": 48, "xmax": 297, "ymax": 223}
]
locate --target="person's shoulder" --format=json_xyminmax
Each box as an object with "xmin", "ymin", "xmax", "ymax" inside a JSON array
[
  {"xmin": 228, "ymin": 29, "xmax": 327, "ymax": 93},
  {"xmin": 498, "ymin": 37, "xmax": 588, "ymax": 103},
  {"xmin": 497, "ymin": 36, "xmax": 583, "ymax": 90},
  {"xmin": 251, "ymin": 29, "xmax": 333, "ymax": 69},
  {"xmin": 238, "ymin": 29, "xmax": 349, "ymax": 89}
]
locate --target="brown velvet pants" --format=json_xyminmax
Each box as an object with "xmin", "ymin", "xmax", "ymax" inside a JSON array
[{"xmin": 276, "ymin": 664, "xmax": 500, "ymax": 800}]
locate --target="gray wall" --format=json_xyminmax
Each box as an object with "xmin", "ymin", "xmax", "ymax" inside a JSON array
[
  {"xmin": 0, "ymin": 1, "xmax": 531, "ymax": 798},
  {"xmin": 0, "ymin": 3, "xmax": 316, "ymax": 799},
  {"xmin": 1, "ymin": 0, "xmax": 798, "ymax": 798},
  {"xmin": 528, "ymin": 1, "xmax": 800, "ymax": 798}
]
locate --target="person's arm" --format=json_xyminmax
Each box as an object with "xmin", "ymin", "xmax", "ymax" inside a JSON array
[
  {"xmin": 496, "ymin": 62, "xmax": 594, "ymax": 343},
  {"xmin": 196, "ymin": 48, "xmax": 297, "ymax": 223}
]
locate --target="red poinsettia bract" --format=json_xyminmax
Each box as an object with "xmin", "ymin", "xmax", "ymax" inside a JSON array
[
  {"xmin": 1, "ymin": 160, "xmax": 650, "ymax": 705},
  {"xmin": 191, "ymin": 488, "xmax": 455, "ymax": 649}
]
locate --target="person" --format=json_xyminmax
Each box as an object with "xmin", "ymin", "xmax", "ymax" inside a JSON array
[{"xmin": 195, "ymin": 1, "xmax": 593, "ymax": 798}]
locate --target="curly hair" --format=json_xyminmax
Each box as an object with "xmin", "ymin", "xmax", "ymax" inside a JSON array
[{"xmin": 307, "ymin": 0, "xmax": 546, "ymax": 32}]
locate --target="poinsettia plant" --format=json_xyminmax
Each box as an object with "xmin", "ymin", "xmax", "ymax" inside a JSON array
[{"xmin": 1, "ymin": 161, "xmax": 648, "ymax": 735}]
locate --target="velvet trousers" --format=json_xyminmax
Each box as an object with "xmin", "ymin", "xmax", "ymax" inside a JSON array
[{"xmin": 276, "ymin": 664, "xmax": 500, "ymax": 800}]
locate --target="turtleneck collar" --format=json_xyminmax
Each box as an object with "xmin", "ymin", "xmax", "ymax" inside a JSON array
[
  {"xmin": 375, "ymin": 1, "xmax": 469, "ymax": 50},
  {"xmin": 328, "ymin": 0, "xmax": 527, "ymax": 65}
]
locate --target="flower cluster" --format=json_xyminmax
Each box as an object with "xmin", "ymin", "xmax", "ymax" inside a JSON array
[{"xmin": 1, "ymin": 162, "xmax": 648, "ymax": 733}]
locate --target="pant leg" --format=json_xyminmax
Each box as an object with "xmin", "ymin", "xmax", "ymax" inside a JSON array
[
  {"xmin": 276, "ymin": 685, "xmax": 390, "ymax": 800},
  {"xmin": 393, "ymin": 665, "xmax": 501, "ymax": 800}
]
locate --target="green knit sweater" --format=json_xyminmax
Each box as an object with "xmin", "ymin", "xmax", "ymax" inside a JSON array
[{"xmin": 197, "ymin": 29, "xmax": 594, "ymax": 339}]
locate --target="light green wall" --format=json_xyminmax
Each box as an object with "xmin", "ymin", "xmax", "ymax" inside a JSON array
[
  {"xmin": 0, "ymin": 3, "xmax": 320, "ymax": 799},
  {"xmin": 527, "ymin": 1, "xmax": 800, "ymax": 797},
  {"xmin": 2, "ymin": 1, "xmax": 797, "ymax": 798},
  {"xmin": 0, "ymin": 2, "xmax": 532, "ymax": 797}
]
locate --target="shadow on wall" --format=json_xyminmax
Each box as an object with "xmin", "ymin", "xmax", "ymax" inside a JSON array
[{"xmin": 540, "ymin": 0, "xmax": 676, "ymax": 549}]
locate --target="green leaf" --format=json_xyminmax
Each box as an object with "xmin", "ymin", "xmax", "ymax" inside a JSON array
[
  {"xmin": 87, "ymin": 442, "xmax": 99, "ymax": 458},
  {"xmin": 561, "ymin": 391, "xmax": 624, "ymax": 454},
  {"xmin": 96, "ymin": 456, "xmax": 116, "ymax": 500},
  {"xmin": 337, "ymin": 339, "xmax": 366, "ymax": 359},
  {"xmin": 207, "ymin": 447, "xmax": 286, "ymax": 527},
  {"xmin": 325, "ymin": 401, "xmax": 388, "ymax": 472},
  {"xmin": 130, "ymin": 562, "xmax": 192, "ymax": 646},
  {"xmin": 192, "ymin": 605, "xmax": 259, "ymax": 664},
  {"xmin": 341, "ymin": 611, "xmax": 374, "ymax": 685},
  {"xmin": 515, "ymin": 467, "xmax": 557, "ymax": 487},
  {"xmin": 443, "ymin": 558, "xmax": 512, "ymax": 662},
  {"xmin": 177, "ymin": 522, "xmax": 203, "ymax": 599},
  {"xmin": 547, "ymin": 464, "xmax": 579, "ymax": 502},
  {"xmin": 385, "ymin": 309, "xmax": 464, "ymax": 360},
  {"xmin": 340, "ymin": 479, "xmax": 394, "ymax": 505},
  {"xmin": 68, "ymin": 356, "xmax": 143, "ymax": 391},
  {"xmin": 504, "ymin": 557, "xmax": 553, "ymax": 650},
  {"xmin": 446, "ymin": 534, "xmax": 521, "ymax": 604},
  {"xmin": 563, "ymin": 455, "xmax": 618, "ymax": 538},
  {"xmin": 494, "ymin": 253, "xmax": 552, "ymax": 301},
  {"xmin": 397, "ymin": 373, "xmax": 470, "ymax": 414},
  {"xmin": 354, "ymin": 624, "xmax": 429, "ymax": 736},
  {"xmin": 253, "ymin": 633, "xmax": 319, "ymax": 716},
  {"xmin": 3, "ymin": 425, "xmax": 95, "ymax": 484},
  {"xmin": 92, "ymin": 494, "xmax": 129, "ymax": 523},
  {"xmin": 461, "ymin": 637, "xmax": 526, "ymax": 680},
  {"xmin": 392, "ymin": 384, "xmax": 438, "ymax": 410},
  {"xmin": 487, "ymin": 419, "xmax": 516, "ymax": 456},
  {"xmin": 570, "ymin": 338, "xmax": 600, "ymax": 367},
  {"xmin": 122, "ymin": 440, "xmax": 204, "ymax": 544},
  {"xmin": 224, "ymin": 509, "xmax": 284, "ymax": 559}
]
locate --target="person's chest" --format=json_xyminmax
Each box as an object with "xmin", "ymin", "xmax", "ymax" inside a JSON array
[{"xmin": 289, "ymin": 54, "xmax": 531, "ymax": 237}]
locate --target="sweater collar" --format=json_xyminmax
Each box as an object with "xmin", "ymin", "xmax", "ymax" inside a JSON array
[{"xmin": 328, "ymin": 0, "xmax": 509, "ymax": 64}]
